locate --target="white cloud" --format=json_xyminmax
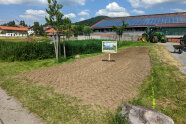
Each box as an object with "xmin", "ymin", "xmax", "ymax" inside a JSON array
[
  {"xmin": 78, "ymin": 10, "xmax": 90, "ymax": 16},
  {"xmin": 96, "ymin": 2, "xmax": 130, "ymax": 17},
  {"xmin": 171, "ymin": 8, "xmax": 186, "ymax": 12},
  {"xmin": 64, "ymin": 13, "xmax": 76, "ymax": 19},
  {"xmin": 25, "ymin": 9, "xmax": 46, "ymax": 16},
  {"xmin": 128, "ymin": 0, "xmax": 186, "ymax": 8},
  {"xmin": 19, "ymin": 9, "xmax": 47, "ymax": 20},
  {"xmin": 80, "ymin": 18, "xmax": 85, "ymax": 21},
  {"xmin": 19, "ymin": 15, "xmax": 38, "ymax": 20},
  {"xmin": 0, "ymin": 0, "xmax": 86, "ymax": 6},
  {"xmin": 132, "ymin": 9, "xmax": 145, "ymax": 15}
]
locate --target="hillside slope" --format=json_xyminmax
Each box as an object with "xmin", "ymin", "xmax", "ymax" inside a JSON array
[{"xmin": 75, "ymin": 16, "xmax": 110, "ymax": 26}]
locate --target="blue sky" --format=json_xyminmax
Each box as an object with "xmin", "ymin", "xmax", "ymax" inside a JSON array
[{"xmin": 0, "ymin": 0, "xmax": 186, "ymax": 26}]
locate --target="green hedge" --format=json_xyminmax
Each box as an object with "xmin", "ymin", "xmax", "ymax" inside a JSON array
[
  {"xmin": 65, "ymin": 40, "xmax": 102, "ymax": 56},
  {"xmin": 0, "ymin": 40, "xmax": 54, "ymax": 61},
  {"xmin": 0, "ymin": 39, "xmax": 150, "ymax": 61},
  {"xmin": 0, "ymin": 40, "xmax": 102, "ymax": 61}
]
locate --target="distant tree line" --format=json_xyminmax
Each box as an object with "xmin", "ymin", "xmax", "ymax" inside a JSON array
[
  {"xmin": 1, "ymin": 20, "xmax": 15, "ymax": 26},
  {"xmin": 1, "ymin": 20, "xmax": 28, "ymax": 27}
]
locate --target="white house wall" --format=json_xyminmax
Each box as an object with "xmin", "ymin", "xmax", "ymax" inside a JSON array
[
  {"xmin": 28, "ymin": 30, "xmax": 34, "ymax": 35},
  {"xmin": 0, "ymin": 33, "xmax": 27, "ymax": 37}
]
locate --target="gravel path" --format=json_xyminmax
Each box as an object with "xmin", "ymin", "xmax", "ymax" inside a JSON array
[
  {"xmin": 0, "ymin": 88, "xmax": 45, "ymax": 124},
  {"xmin": 159, "ymin": 43, "xmax": 186, "ymax": 74}
]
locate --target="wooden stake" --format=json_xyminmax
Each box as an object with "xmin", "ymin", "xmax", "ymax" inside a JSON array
[{"xmin": 108, "ymin": 54, "xmax": 111, "ymax": 61}]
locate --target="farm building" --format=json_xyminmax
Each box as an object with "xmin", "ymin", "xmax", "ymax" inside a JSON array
[
  {"xmin": 0, "ymin": 26, "xmax": 28, "ymax": 37},
  {"xmin": 91, "ymin": 12, "xmax": 186, "ymax": 42}
]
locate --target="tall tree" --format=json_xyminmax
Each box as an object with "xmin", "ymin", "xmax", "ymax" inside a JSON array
[
  {"xmin": 112, "ymin": 21, "xmax": 128, "ymax": 42},
  {"xmin": 63, "ymin": 18, "xmax": 73, "ymax": 40},
  {"xmin": 72, "ymin": 24, "xmax": 84, "ymax": 37},
  {"xmin": 39, "ymin": 25, "xmax": 45, "ymax": 36},
  {"xmin": 33, "ymin": 22, "xmax": 40, "ymax": 36},
  {"xmin": 8, "ymin": 21, "xmax": 15, "ymax": 26},
  {"xmin": 33, "ymin": 22, "xmax": 44, "ymax": 36},
  {"xmin": 45, "ymin": 0, "xmax": 66, "ymax": 61},
  {"xmin": 83, "ymin": 26, "xmax": 93, "ymax": 36},
  {"xmin": 20, "ymin": 20, "xmax": 27, "ymax": 27}
]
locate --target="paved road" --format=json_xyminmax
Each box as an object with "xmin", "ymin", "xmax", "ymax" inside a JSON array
[
  {"xmin": 159, "ymin": 43, "xmax": 186, "ymax": 74},
  {"xmin": 0, "ymin": 88, "xmax": 45, "ymax": 124}
]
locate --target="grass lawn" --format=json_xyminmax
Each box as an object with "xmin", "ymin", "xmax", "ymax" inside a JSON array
[{"xmin": 0, "ymin": 41, "xmax": 185, "ymax": 124}]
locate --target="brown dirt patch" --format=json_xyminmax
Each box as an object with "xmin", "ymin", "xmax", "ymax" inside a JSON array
[{"xmin": 17, "ymin": 47, "xmax": 151, "ymax": 110}]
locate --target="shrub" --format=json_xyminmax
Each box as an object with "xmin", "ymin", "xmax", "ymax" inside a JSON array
[
  {"xmin": 63, "ymin": 40, "xmax": 102, "ymax": 56},
  {"xmin": 0, "ymin": 40, "xmax": 55, "ymax": 61},
  {"xmin": 0, "ymin": 39, "xmax": 148, "ymax": 61},
  {"xmin": 0, "ymin": 39, "xmax": 103, "ymax": 61}
]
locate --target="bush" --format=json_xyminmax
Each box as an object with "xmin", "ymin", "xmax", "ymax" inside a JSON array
[
  {"xmin": 0, "ymin": 40, "xmax": 55, "ymax": 61},
  {"xmin": 0, "ymin": 39, "xmax": 149, "ymax": 61},
  {"xmin": 63, "ymin": 40, "xmax": 102, "ymax": 56},
  {"xmin": 0, "ymin": 39, "xmax": 102, "ymax": 61}
]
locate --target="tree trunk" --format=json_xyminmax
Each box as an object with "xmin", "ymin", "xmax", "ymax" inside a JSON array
[
  {"xmin": 56, "ymin": 35, "xmax": 59, "ymax": 62},
  {"xmin": 63, "ymin": 35, "xmax": 66, "ymax": 59},
  {"xmin": 58, "ymin": 34, "xmax": 61, "ymax": 58},
  {"xmin": 119, "ymin": 34, "xmax": 122, "ymax": 46},
  {"xmin": 53, "ymin": 35, "xmax": 57, "ymax": 60}
]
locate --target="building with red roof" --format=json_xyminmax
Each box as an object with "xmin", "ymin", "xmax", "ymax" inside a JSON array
[
  {"xmin": 45, "ymin": 28, "xmax": 57, "ymax": 37},
  {"xmin": 45, "ymin": 28, "xmax": 74, "ymax": 37},
  {"xmin": 0, "ymin": 26, "xmax": 29, "ymax": 37}
]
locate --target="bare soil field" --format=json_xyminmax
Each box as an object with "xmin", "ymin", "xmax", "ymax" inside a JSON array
[{"xmin": 17, "ymin": 47, "xmax": 151, "ymax": 110}]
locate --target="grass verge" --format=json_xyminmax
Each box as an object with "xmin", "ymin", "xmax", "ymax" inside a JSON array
[{"xmin": 126, "ymin": 45, "xmax": 186, "ymax": 124}]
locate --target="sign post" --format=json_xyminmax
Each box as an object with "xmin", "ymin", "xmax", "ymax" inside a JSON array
[
  {"xmin": 108, "ymin": 53, "xmax": 111, "ymax": 61},
  {"xmin": 102, "ymin": 41, "xmax": 117, "ymax": 62}
]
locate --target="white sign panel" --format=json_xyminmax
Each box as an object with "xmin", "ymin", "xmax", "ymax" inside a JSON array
[{"xmin": 102, "ymin": 41, "xmax": 117, "ymax": 53}]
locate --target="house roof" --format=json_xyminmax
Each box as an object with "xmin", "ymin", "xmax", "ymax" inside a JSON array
[
  {"xmin": 45, "ymin": 28, "xmax": 57, "ymax": 33},
  {"xmin": 91, "ymin": 12, "xmax": 186, "ymax": 29},
  {"xmin": 0, "ymin": 26, "xmax": 28, "ymax": 31},
  {"xmin": 46, "ymin": 28, "xmax": 74, "ymax": 34},
  {"xmin": 46, "ymin": 25, "xmax": 52, "ymax": 28}
]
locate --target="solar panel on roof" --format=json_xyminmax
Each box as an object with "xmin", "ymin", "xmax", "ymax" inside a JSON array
[{"xmin": 92, "ymin": 14, "xmax": 186, "ymax": 28}]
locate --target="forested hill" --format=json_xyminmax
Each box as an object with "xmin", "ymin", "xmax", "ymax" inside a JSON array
[{"xmin": 75, "ymin": 16, "xmax": 110, "ymax": 26}]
